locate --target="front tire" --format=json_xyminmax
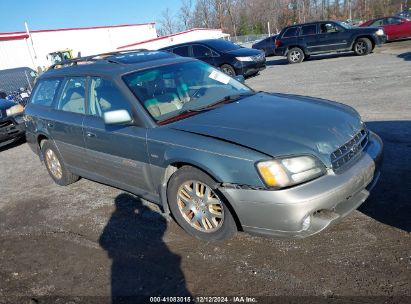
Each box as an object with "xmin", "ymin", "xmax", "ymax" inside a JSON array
[
  {"xmin": 220, "ymin": 64, "xmax": 236, "ymax": 77},
  {"xmin": 167, "ymin": 166, "xmax": 237, "ymax": 241},
  {"xmin": 287, "ymin": 47, "xmax": 305, "ymax": 64},
  {"xmin": 41, "ymin": 140, "xmax": 79, "ymax": 186},
  {"xmin": 353, "ymin": 38, "xmax": 372, "ymax": 56}
]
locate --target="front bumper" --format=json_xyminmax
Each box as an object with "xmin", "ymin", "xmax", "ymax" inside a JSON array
[
  {"xmin": 220, "ymin": 131, "xmax": 383, "ymax": 238},
  {"xmin": 0, "ymin": 114, "xmax": 25, "ymax": 147},
  {"xmin": 234, "ymin": 60, "xmax": 266, "ymax": 77}
]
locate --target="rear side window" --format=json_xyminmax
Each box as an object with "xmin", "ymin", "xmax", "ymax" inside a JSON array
[
  {"xmin": 30, "ymin": 78, "xmax": 61, "ymax": 107},
  {"xmin": 301, "ymin": 24, "xmax": 317, "ymax": 36},
  {"xmin": 173, "ymin": 46, "xmax": 190, "ymax": 57},
  {"xmin": 370, "ymin": 19, "xmax": 384, "ymax": 27},
  {"xmin": 283, "ymin": 27, "xmax": 299, "ymax": 38},
  {"xmin": 57, "ymin": 77, "xmax": 86, "ymax": 114}
]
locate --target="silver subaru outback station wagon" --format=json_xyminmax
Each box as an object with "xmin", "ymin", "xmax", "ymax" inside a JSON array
[{"xmin": 24, "ymin": 50, "xmax": 383, "ymax": 241}]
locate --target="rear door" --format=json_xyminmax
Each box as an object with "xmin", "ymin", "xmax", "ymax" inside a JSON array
[
  {"xmin": 82, "ymin": 76, "xmax": 154, "ymax": 193},
  {"xmin": 299, "ymin": 24, "xmax": 319, "ymax": 54},
  {"xmin": 48, "ymin": 76, "xmax": 88, "ymax": 169}
]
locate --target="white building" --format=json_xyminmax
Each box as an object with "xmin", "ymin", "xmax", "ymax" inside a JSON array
[
  {"xmin": 117, "ymin": 28, "xmax": 230, "ymax": 51},
  {"xmin": 0, "ymin": 23, "xmax": 158, "ymax": 70}
]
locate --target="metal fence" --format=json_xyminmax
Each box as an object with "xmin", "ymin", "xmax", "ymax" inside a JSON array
[
  {"xmin": 228, "ymin": 34, "xmax": 270, "ymax": 47},
  {"xmin": 0, "ymin": 67, "xmax": 37, "ymax": 96}
]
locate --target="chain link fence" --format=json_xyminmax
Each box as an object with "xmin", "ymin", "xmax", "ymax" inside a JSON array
[
  {"xmin": 0, "ymin": 67, "xmax": 37, "ymax": 97},
  {"xmin": 228, "ymin": 34, "xmax": 270, "ymax": 48}
]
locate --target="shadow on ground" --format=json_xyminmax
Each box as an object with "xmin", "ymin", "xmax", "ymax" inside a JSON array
[
  {"xmin": 398, "ymin": 52, "xmax": 411, "ymax": 61},
  {"xmin": 99, "ymin": 193, "xmax": 191, "ymax": 303},
  {"xmin": 359, "ymin": 120, "xmax": 411, "ymax": 233},
  {"xmin": 266, "ymin": 52, "xmax": 357, "ymax": 66},
  {"xmin": 0, "ymin": 137, "xmax": 25, "ymax": 153}
]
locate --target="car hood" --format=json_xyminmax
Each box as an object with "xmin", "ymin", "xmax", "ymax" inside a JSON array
[
  {"xmin": 226, "ymin": 47, "xmax": 262, "ymax": 57},
  {"xmin": 349, "ymin": 27, "xmax": 379, "ymax": 33},
  {"xmin": 0, "ymin": 99, "xmax": 17, "ymax": 110},
  {"xmin": 168, "ymin": 93, "xmax": 363, "ymax": 167}
]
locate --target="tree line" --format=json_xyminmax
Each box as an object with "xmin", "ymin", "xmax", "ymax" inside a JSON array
[{"xmin": 158, "ymin": 0, "xmax": 409, "ymax": 36}]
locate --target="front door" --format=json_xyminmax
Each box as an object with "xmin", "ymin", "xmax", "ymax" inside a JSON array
[
  {"xmin": 317, "ymin": 22, "xmax": 349, "ymax": 51},
  {"xmin": 82, "ymin": 77, "xmax": 154, "ymax": 193},
  {"xmin": 191, "ymin": 44, "xmax": 216, "ymax": 66}
]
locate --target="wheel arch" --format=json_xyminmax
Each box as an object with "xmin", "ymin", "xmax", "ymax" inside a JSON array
[
  {"xmin": 351, "ymin": 35, "xmax": 375, "ymax": 50},
  {"xmin": 158, "ymin": 161, "xmax": 243, "ymax": 231}
]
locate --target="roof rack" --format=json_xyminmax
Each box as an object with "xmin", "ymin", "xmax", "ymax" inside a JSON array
[{"xmin": 49, "ymin": 49, "xmax": 149, "ymax": 69}]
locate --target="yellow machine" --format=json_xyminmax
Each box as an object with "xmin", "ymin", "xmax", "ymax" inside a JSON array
[{"xmin": 47, "ymin": 49, "xmax": 74, "ymax": 65}]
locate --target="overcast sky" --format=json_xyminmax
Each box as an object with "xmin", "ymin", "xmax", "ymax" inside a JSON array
[{"xmin": 0, "ymin": 0, "xmax": 182, "ymax": 32}]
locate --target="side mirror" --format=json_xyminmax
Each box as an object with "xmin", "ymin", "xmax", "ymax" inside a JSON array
[
  {"xmin": 234, "ymin": 75, "xmax": 245, "ymax": 84},
  {"xmin": 103, "ymin": 109, "xmax": 132, "ymax": 125}
]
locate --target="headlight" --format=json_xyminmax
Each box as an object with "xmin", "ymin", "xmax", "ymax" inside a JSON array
[
  {"xmin": 376, "ymin": 28, "xmax": 385, "ymax": 36},
  {"xmin": 6, "ymin": 104, "xmax": 24, "ymax": 116},
  {"xmin": 236, "ymin": 56, "xmax": 254, "ymax": 62},
  {"xmin": 256, "ymin": 156, "xmax": 326, "ymax": 189}
]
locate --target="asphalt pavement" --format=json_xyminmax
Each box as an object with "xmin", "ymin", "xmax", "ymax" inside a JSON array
[{"xmin": 0, "ymin": 41, "xmax": 410, "ymax": 304}]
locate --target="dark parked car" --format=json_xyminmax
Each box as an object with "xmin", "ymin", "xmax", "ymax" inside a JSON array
[
  {"xmin": 160, "ymin": 39, "xmax": 265, "ymax": 77},
  {"xmin": 0, "ymin": 99, "xmax": 25, "ymax": 147},
  {"xmin": 252, "ymin": 35, "xmax": 278, "ymax": 56},
  {"xmin": 395, "ymin": 8, "xmax": 411, "ymax": 20},
  {"xmin": 25, "ymin": 50, "xmax": 382, "ymax": 241},
  {"xmin": 275, "ymin": 20, "xmax": 387, "ymax": 63},
  {"xmin": 360, "ymin": 16, "xmax": 411, "ymax": 41}
]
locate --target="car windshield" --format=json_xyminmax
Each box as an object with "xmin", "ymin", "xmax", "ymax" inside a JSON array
[
  {"xmin": 206, "ymin": 40, "xmax": 241, "ymax": 52},
  {"xmin": 123, "ymin": 61, "xmax": 252, "ymax": 123}
]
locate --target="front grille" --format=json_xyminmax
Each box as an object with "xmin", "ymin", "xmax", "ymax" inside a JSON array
[
  {"xmin": 331, "ymin": 129, "xmax": 369, "ymax": 171},
  {"xmin": 0, "ymin": 120, "xmax": 13, "ymax": 129}
]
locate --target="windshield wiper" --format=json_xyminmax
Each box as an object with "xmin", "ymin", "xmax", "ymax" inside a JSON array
[
  {"xmin": 158, "ymin": 92, "xmax": 254, "ymax": 125},
  {"xmin": 191, "ymin": 92, "xmax": 255, "ymax": 112}
]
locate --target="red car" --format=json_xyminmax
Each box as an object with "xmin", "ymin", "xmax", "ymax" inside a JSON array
[{"xmin": 360, "ymin": 16, "xmax": 411, "ymax": 41}]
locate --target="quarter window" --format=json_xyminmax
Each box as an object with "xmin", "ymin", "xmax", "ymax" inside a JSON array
[
  {"xmin": 88, "ymin": 77, "xmax": 132, "ymax": 117},
  {"xmin": 283, "ymin": 27, "xmax": 299, "ymax": 38},
  {"xmin": 57, "ymin": 77, "xmax": 86, "ymax": 114},
  {"xmin": 30, "ymin": 78, "xmax": 61, "ymax": 107},
  {"xmin": 300, "ymin": 24, "xmax": 317, "ymax": 36}
]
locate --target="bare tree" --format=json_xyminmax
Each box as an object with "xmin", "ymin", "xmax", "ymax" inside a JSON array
[{"xmin": 158, "ymin": 8, "xmax": 177, "ymax": 36}]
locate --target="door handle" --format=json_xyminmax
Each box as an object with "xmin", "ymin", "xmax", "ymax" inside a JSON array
[
  {"xmin": 47, "ymin": 122, "xmax": 54, "ymax": 128},
  {"xmin": 85, "ymin": 131, "xmax": 96, "ymax": 138}
]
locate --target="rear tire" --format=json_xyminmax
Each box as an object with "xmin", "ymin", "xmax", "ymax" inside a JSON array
[
  {"xmin": 220, "ymin": 64, "xmax": 236, "ymax": 76},
  {"xmin": 41, "ymin": 140, "xmax": 79, "ymax": 186},
  {"xmin": 287, "ymin": 47, "xmax": 305, "ymax": 64},
  {"xmin": 353, "ymin": 38, "xmax": 372, "ymax": 56},
  {"xmin": 167, "ymin": 166, "xmax": 237, "ymax": 241}
]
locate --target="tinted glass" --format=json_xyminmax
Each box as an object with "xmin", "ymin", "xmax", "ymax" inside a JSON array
[
  {"xmin": 283, "ymin": 27, "xmax": 299, "ymax": 37},
  {"xmin": 385, "ymin": 17, "xmax": 402, "ymax": 24},
  {"xmin": 30, "ymin": 78, "xmax": 61, "ymax": 106},
  {"xmin": 173, "ymin": 46, "xmax": 190, "ymax": 57},
  {"xmin": 320, "ymin": 23, "xmax": 341, "ymax": 33},
  {"xmin": 88, "ymin": 77, "xmax": 132, "ymax": 117},
  {"xmin": 192, "ymin": 45, "xmax": 212, "ymax": 57},
  {"xmin": 57, "ymin": 77, "xmax": 86, "ymax": 114},
  {"xmin": 301, "ymin": 24, "xmax": 317, "ymax": 36},
  {"xmin": 123, "ymin": 61, "xmax": 251, "ymax": 122}
]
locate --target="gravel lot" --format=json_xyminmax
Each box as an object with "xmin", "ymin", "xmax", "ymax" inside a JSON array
[{"xmin": 1, "ymin": 41, "xmax": 410, "ymax": 303}]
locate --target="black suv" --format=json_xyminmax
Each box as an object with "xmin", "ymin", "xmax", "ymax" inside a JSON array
[{"xmin": 275, "ymin": 20, "xmax": 386, "ymax": 63}]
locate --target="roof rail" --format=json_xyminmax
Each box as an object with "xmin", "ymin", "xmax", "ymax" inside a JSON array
[{"xmin": 49, "ymin": 48, "xmax": 149, "ymax": 69}]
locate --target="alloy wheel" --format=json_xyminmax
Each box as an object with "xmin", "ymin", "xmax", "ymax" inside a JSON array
[
  {"xmin": 355, "ymin": 41, "xmax": 367, "ymax": 54},
  {"xmin": 177, "ymin": 180, "xmax": 224, "ymax": 232},
  {"xmin": 290, "ymin": 50, "xmax": 301, "ymax": 62},
  {"xmin": 45, "ymin": 149, "xmax": 62, "ymax": 179}
]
